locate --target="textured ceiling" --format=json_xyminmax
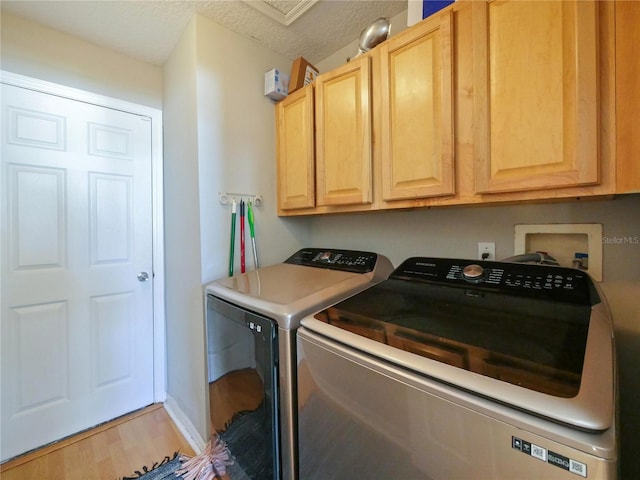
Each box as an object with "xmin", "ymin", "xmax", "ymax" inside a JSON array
[{"xmin": 1, "ymin": 0, "xmax": 407, "ymax": 66}]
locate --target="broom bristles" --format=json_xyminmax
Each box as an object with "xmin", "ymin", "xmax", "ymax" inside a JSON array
[{"xmin": 177, "ymin": 434, "xmax": 232, "ymax": 480}]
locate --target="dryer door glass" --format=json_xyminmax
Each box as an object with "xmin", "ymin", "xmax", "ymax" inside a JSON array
[{"xmin": 206, "ymin": 295, "xmax": 279, "ymax": 479}]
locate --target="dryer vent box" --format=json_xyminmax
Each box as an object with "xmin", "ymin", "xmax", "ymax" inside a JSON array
[{"xmin": 514, "ymin": 224, "xmax": 603, "ymax": 281}]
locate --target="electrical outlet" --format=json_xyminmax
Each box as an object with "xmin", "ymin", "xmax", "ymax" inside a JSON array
[{"xmin": 478, "ymin": 242, "xmax": 495, "ymax": 260}]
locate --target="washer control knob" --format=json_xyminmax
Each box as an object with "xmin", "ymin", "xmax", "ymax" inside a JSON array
[{"xmin": 462, "ymin": 264, "xmax": 484, "ymax": 281}]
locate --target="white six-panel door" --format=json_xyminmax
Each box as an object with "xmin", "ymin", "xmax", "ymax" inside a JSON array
[{"xmin": 1, "ymin": 82, "xmax": 155, "ymax": 461}]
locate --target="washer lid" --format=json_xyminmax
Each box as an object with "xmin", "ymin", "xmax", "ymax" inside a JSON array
[
  {"xmin": 303, "ymin": 257, "xmax": 616, "ymax": 431},
  {"xmin": 315, "ymin": 279, "xmax": 591, "ymax": 398}
]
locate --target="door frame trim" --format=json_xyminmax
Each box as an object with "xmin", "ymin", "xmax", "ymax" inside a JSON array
[{"xmin": 1, "ymin": 70, "xmax": 166, "ymax": 402}]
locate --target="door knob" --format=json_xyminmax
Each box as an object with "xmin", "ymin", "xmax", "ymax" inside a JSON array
[{"xmin": 137, "ymin": 272, "xmax": 150, "ymax": 282}]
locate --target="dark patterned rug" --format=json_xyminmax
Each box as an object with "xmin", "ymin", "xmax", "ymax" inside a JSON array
[
  {"xmin": 119, "ymin": 405, "xmax": 270, "ymax": 480},
  {"xmin": 119, "ymin": 452, "xmax": 184, "ymax": 480},
  {"xmin": 219, "ymin": 405, "xmax": 268, "ymax": 480}
]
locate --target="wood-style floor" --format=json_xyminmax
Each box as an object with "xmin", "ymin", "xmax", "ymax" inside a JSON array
[
  {"xmin": 209, "ymin": 368, "xmax": 263, "ymax": 433},
  {"xmin": 0, "ymin": 404, "xmax": 195, "ymax": 480}
]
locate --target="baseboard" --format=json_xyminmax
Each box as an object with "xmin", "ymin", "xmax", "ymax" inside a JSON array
[{"xmin": 163, "ymin": 395, "xmax": 207, "ymax": 454}]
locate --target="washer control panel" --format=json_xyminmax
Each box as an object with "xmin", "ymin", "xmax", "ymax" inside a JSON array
[
  {"xmin": 285, "ymin": 248, "xmax": 379, "ymax": 273},
  {"xmin": 391, "ymin": 257, "xmax": 596, "ymax": 305}
]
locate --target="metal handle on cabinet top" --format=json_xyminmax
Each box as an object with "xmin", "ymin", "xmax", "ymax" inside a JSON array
[{"xmin": 137, "ymin": 272, "xmax": 150, "ymax": 282}]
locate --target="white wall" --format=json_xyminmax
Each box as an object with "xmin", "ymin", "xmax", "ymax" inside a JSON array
[
  {"xmin": 0, "ymin": 11, "xmax": 163, "ymax": 109},
  {"xmin": 163, "ymin": 13, "xmax": 311, "ymax": 444},
  {"xmin": 162, "ymin": 17, "xmax": 209, "ymax": 443},
  {"xmin": 192, "ymin": 14, "xmax": 311, "ymax": 282}
]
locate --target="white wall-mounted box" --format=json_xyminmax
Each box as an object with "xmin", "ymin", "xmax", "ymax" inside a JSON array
[
  {"xmin": 264, "ymin": 68, "xmax": 289, "ymax": 101},
  {"xmin": 514, "ymin": 224, "xmax": 603, "ymax": 281}
]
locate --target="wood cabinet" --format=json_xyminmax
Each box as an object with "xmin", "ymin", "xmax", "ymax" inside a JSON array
[
  {"xmin": 275, "ymin": 0, "xmax": 626, "ymax": 217},
  {"xmin": 379, "ymin": 10, "xmax": 455, "ymax": 201},
  {"xmin": 275, "ymin": 86, "xmax": 315, "ymax": 211},
  {"xmin": 276, "ymin": 9, "xmax": 455, "ymax": 215},
  {"xmin": 315, "ymin": 55, "xmax": 372, "ymax": 206},
  {"xmin": 615, "ymin": 1, "xmax": 640, "ymax": 193},
  {"xmin": 472, "ymin": 0, "xmax": 599, "ymax": 194},
  {"xmin": 276, "ymin": 56, "xmax": 372, "ymax": 213}
]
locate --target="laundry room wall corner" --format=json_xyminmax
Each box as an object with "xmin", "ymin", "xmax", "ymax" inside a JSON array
[
  {"xmin": 193, "ymin": 13, "xmax": 311, "ymax": 285},
  {"xmin": 162, "ymin": 13, "xmax": 312, "ymax": 448},
  {"xmin": 163, "ymin": 17, "xmax": 209, "ymax": 447},
  {"xmin": 0, "ymin": 11, "xmax": 163, "ymax": 109}
]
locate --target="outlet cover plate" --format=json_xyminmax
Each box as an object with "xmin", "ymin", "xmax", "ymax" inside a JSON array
[{"xmin": 478, "ymin": 242, "xmax": 496, "ymax": 260}]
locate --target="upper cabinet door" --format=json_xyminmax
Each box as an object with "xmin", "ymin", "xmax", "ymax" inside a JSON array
[
  {"xmin": 276, "ymin": 86, "xmax": 315, "ymax": 211},
  {"xmin": 616, "ymin": 1, "xmax": 640, "ymax": 193},
  {"xmin": 380, "ymin": 10, "xmax": 455, "ymax": 201},
  {"xmin": 473, "ymin": 0, "xmax": 599, "ymax": 194},
  {"xmin": 315, "ymin": 55, "xmax": 372, "ymax": 206}
]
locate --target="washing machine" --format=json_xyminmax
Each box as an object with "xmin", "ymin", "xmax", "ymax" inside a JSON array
[{"xmin": 298, "ymin": 256, "xmax": 618, "ymax": 479}]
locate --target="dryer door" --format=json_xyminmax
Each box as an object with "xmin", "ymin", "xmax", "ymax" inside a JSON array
[{"xmin": 206, "ymin": 295, "xmax": 279, "ymax": 479}]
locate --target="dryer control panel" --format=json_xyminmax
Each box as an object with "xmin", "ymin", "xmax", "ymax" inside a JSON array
[{"xmin": 285, "ymin": 248, "xmax": 379, "ymax": 274}]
